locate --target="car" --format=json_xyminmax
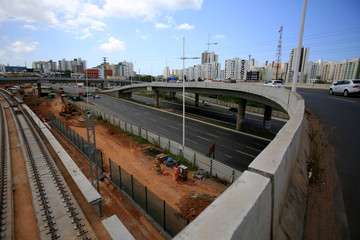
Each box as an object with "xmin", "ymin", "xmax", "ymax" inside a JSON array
[
  {"xmin": 93, "ymin": 94, "xmax": 100, "ymax": 99},
  {"xmin": 264, "ymin": 80, "xmax": 285, "ymax": 88},
  {"xmin": 229, "ymin": 107, "xmax": 238, "ymax": 112},
  {"xmin": 329, "ymin": 79, "xmax": 360, "ymax": 97}
]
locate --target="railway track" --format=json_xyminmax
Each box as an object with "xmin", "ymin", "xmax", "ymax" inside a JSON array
[
  {"xmin": 0, "ymin": 89, "xmax": 96, "ymax": 240},
  {"xmin": 0, "ymin": 94, "xmax": 14, "ymax": 239}
]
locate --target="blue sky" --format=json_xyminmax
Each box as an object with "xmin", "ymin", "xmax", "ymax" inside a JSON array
[{"xmin": 0, "ymin": 0, "xmax": 359, "ymax": 75}]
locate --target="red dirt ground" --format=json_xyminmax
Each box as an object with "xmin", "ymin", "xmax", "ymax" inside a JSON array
[{"xmin": 25, "ymin": 91, "xmax": 227, "ymax": 238}]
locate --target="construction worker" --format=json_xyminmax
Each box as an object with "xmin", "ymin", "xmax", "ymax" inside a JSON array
[{"xmin": 174, "ymin": 167, "xmax": 179, "ymax": 181}]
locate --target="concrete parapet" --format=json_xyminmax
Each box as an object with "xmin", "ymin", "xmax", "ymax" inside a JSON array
[
  {"xmin": 174, "ymin": 171, "xmax": 271, "ymax": 240},
  {"xmin": 248, "ymin": 97, "xmax": 305, "ymax": 238}
]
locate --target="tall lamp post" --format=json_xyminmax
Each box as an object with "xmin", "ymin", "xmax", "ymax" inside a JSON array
[
  {"xmin": 180, "ymin": 37, "xmax": 199, "ymax": 150},
  {"xmin": 292, "ymin": 0, "xmax": 308, "ymax": 92},
  {"xmin": 206, "ymin": 35, "xmax": 218, "ymax": 81}
]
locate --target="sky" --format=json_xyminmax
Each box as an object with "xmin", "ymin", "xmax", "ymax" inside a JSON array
[{"xmin": 0, "ymin": 0, "xmax": 359, "ymax": 75}]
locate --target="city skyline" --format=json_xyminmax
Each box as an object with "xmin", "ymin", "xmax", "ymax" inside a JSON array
[{"xmin": 0, "ymin": 0, "xmax": 359, "ymax": 75}]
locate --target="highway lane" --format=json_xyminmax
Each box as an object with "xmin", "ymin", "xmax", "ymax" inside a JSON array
[
  {"xmin": 51, "ymin": 84, "xmax": 270, "ymax": 171},
  {"xmin": 297, "ymin": 88, "xmax": 360, "ymax": 240},
  {"xmin": 132, "ymin": 94, "xmax": 287, "ymax": 133}
]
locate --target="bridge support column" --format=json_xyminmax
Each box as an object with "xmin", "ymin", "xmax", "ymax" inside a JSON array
[
  {"xmin": 263, "ymin": 105, "xmax": 272, "ymax": 130},
  {"xmin": 236, "ymin": 98, "xmax": 247, "ymax": 131},
  {"xmin": 37, "ymin": 83, "xmax": 42, "ymax": 96},
  {"xmin": 195, "ymin": 93, "xmax": 199, "ymax": 107},
  {"xmin": 154, "ymin": 90, "xmax": 159, "ymax": 108},
  {"xmin": 119, "ymin": 92, "xmax": 132, "ymax": 99}
]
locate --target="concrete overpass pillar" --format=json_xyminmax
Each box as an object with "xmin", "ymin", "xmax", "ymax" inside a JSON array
[
  {"xmin": 195, "ymin": 93, "xmax": 199, "ymax": 107},
  {"xmin": 155, "ymin": 90, "xmax": 159, "ymax": 108},
  {"xmin": 236, "ymin": 98, "xmax": 247, "ymax": 131},
  {"xmin": 37, "ymin": 83, "xmax": 42, "ymax": 96},
  {"xmin": 263, "ymin": 105, "xmax": 272, "ymax": 130}
]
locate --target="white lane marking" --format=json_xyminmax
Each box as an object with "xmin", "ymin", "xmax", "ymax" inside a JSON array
[
  {"xmin": 246, "ymin": 146, "xmax": 261, "ymax": 152},
  {"xmin": 207, "ymin": 133, "xmax": 219, "ymax": 139},
  {"xmin": 159, "ymin": 116, "xmax": 167, "ymax": 121},
  {"xmin": 224, "ymin": 154, "xmax": 232, "ymax": 158},
  {"xmin": 329, "ymin": 97, "xmax": 356, "ymax": 103},
  {"xmin": 169, "ymin": 125, "xmax": 178, "ymax": 130},
  {"xmin": 253, "ymin": 142, "xmax": 267, "ymax": 148},
  {"xmin": 149, "ymin": 118, "xmax": 156, "ymax": 121},
  {"xmin": 216, "ymin": 131, "xmax": 229, "ymax": 136},
  {"xmin": 236, "ymin": 150, "xmax": 256, "ymax": 158},
  {"xmin": 196, "ymin": 135, "xmax": 211, "ymax": 142}
]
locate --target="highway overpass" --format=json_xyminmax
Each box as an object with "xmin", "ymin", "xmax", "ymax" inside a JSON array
[{"xmin": 101, "ymin": 82, "xmax": 305, "ymax": 240}]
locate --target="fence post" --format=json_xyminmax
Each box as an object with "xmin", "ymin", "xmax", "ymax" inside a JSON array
[
  {"xmin": 145, "ymin": 186, "xmax": 148, "ymax": 214},
  {"xmin": 109, "ymin": 158, "xmax": 112, "ymax": 181},
  {"xmin": 232, "ymin": 170, "xmax": 235, "ymax": 183},
  {"xmin": 163, "ymin": 200, "xmax": 166, "ymax": 231},
  {"xmin": 119, "ymin": 165, "xmax": 122, "ymax": 188},
  {"xmin": 210, "ymin": 159, "xmax": 213, "ymax": 176},
  {"xmin": 131, "ymin": 175, "xmax": 134, "ymax": 200},
  {"xmin": 193, "ymin": 153, "xmax": 196, "ymax": 168}
]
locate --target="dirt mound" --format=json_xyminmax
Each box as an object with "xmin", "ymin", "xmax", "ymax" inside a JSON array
[{"xmin": 177, "ymin": 192, "xmax": 216, "ymax": 221}]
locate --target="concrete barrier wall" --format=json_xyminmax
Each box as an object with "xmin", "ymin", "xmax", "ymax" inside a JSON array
[{"xmin": 174, "ymin": 171, "xmax": 271, "ymax": 240}]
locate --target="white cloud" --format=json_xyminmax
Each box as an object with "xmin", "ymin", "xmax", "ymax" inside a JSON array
[
  {"xmin": 0, "ymin": 0, "xmax": 203, "ymax": 37},
  {"xmin": 0, "ymin": 50, "xmax": 6, "ymax": 58},
  {"xmin": 215, "ymin": 34, "xmax": 226, "ymax": 39},
  {"xmin": 103, "ymin": 0, "xmax": 203, "ymax": 20},
  {"xmin": 8, "ymin": 39, "xmax": 39, "ymax": 53},
  {"xmin": 176, "ymin": 23, "xmax": 195, "ymax": 30},
  {"xmin": 155, "ymin": 23, "xmax": 171, "ymax": 29},
  {"xmin": 76, "ymin": 28, "xmax": 93, "ymax": 40},
  {"xmin": 23, "ymin": 25, "xmax": 37, "ymax": 30},
  {"xmin": 100, "ymin": 37, "xmax": 126, "ymax": 52}
]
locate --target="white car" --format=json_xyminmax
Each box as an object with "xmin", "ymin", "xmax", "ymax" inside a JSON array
[
  {"xmin": 264, "ymin": 80, "xmax": 285, "ymax": 88},
  {"xmin": 329, "ymin": 79, "xmax": 360, "ymax": 97}
]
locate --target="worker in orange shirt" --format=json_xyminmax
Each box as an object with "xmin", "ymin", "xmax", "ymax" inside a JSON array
[{"xmin": 174, "ymin": 167, "xmax": 179, "ymax": 181}]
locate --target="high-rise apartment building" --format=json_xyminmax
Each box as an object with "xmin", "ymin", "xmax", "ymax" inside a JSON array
[
  {"xmin": 286, "ymin": 47, "xmax": 309, "ymax": 83},
  {"xmin": 113, "ymin": 61, "xmax": 134, "ymax": 78},
  {"xmin": 224, "ymin": 58, "xmax": 248, "ymax": 80},
  {"xmin": 333, "ymin": 58, "xmax": 360, "ymax": 81}
]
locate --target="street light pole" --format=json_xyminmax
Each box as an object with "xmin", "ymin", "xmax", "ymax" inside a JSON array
[
  {"xmin": 180, "ymin": 37, "xmax": 199, "ymax": 150},
  {"xmin": 206, "ymin": 34, "xmax": 218, "ymax": 80},
  {"xmin": 292, "ymin": 0, "xmax": 308, "ymax": 92}
]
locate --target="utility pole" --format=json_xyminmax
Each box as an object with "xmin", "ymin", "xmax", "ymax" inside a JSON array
[
  {"xmin": 275, "ymin": 25, "xmax": 283, "ymax": 80},
  {"xmin": 180, "ymin": 37, "xmax": 199, "ymax": 151},
  {"xmin": 206, "ymin": 34, "xmax": 218, "ymax": 80},
  {"xmin": 103, "ymin": 57, "xmax": 107, "ymax": 80},
  {"xmin": 292, "ymin": 0, "xmax": 308, "ymax": 92}
]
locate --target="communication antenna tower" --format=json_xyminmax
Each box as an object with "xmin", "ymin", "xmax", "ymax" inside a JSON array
[{"xmin": 275, "ymin": 25, "xmax": 283, "ymax": 79}]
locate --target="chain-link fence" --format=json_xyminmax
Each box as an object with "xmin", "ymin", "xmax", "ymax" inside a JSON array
[
  {"xmin": 71, "ymin": 100, "xmax": 242, "ymax": 183},
  {"xmin": 49, "ymin": 113, "xmax": 103, "ymax": 172},
  {"xmin": 109, "ymin": 158, "xmax": 188, "ymax": 237}
]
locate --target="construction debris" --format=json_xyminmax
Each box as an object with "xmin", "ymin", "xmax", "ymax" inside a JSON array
[{"xmin": 193, "ymin": 169, "xmax": 208, "ymax": 180}]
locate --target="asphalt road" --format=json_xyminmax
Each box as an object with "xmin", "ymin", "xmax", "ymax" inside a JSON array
[
  {"xmin": 132, "ymin": 94, "xmax": 286, "ymax": 133},
  {"xmin": 51, "ymin": 84, "xmax": 270, "ymax": 171},
  {"xmin": 296, "ymin": 88, "xmax": 360, "ymax": 240}
]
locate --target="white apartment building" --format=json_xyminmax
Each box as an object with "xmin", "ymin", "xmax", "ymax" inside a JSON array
[
  {"xmin": 333, "ymin": 58, "xmax": 360, "ymax": 81},
  {"xmin": 224, "ymin": 58, "xmax": 248, "ymax": 80},
  {"xmin": 305, "ymin": 59, "xmax": 323, "ymax": 83},
  {"xmin": 321, "ymin": 61, "xmax": 335, "ymax": 82},
  {"xmin": 163, "ymin": 66, "xmax": 170, "ymax": 79},
  {"xmin": 113, "ymin": 61, "xmax": 134, "ymax": 78},
  {"xmin": 285, "ymin": 47, "xmax": 309, "ymax": 83},
  {"xmin": 32, "ymin": 60, "xmax": 57, "ymax": 73}
]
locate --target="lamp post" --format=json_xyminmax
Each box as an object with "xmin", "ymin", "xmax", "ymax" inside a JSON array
[
  {"xmin": 292, "ymin": 0, "xmax": 308, "ymax": 92},
  {"xmin": 206, "ymin": 35, "xmax": 218, "ymax": 80},
  {"xmin": 180, "ymin": 37, "xmax": 200, "ymax": 150}
]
